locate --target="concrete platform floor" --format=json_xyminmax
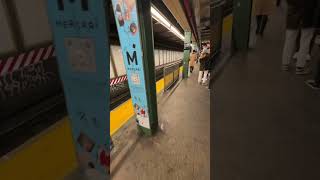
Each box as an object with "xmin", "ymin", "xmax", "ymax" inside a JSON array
[
  {"xmin": 212, "ymin": 5, "xmax": 320, "ymax": 180},
  {"xmin": 111, "ymin": 66, "xmax": 210, "ymax": 180}
]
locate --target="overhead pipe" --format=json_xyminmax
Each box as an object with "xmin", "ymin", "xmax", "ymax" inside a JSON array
[{"xmin": 180, "ymin": 0, "xmax": 199, "ymax": 43}]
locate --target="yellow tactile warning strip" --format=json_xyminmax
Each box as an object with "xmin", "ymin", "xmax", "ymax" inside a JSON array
[
  {"xmin": 164, "ymin": 73, "xmax": 174, "ymax": 89},
  {"xmin": 110, "ymin": 77, "xmax": 164, "ymax": 135},
  {"xmin": 223, "ymin": 14, "xmax": 233, "ymax": 33},
  {"xmin": 0, "ymin": 119, "xmax": 78, "ymax": 180}
]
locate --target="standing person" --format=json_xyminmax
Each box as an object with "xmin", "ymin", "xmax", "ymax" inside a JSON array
[
  {"xmin": 252, "ymin": 0, "xmax": 275, "ymax": 37},
  {"xmin": 281, "ymin": 0, "xmax": 317, "ymax": 74},
  {"xmin": 189, "ymin": 50, "xmax": 197, "ymax": 73},
  {"xmin": 198, "ymin": 49, "xmax": 209, "ymax": 84}
]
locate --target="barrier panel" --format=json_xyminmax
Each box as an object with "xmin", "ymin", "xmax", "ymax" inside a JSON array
[
  {"xmin": 47, "ymin": 0, "xmax": 111, "ymax": 177},
  {"xmin": 0, "ymin": 46, "xmax": 61, "ymax": 121},
  {"xmin": 163, "ymin": 61, "xmax": 181, "ymax": 91}
]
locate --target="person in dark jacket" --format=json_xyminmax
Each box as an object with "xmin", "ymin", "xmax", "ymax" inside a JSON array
[
  {"xmin": 198, "ymin": 44, "xmax": 210, "ymax": 84},
  {"xmin": 281, "ymin": 0, "xmax": 317, "ymax": 74}
]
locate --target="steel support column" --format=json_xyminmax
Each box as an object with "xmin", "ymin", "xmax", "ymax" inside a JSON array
[
  {"xmin": 183, "ymin": 31, "xmax": 191, "ymax": 78},
  {"xmin": 137, "ymin": 0, "xmax": 158, "ymax": 135},
  {"xmin": 232, "ymin": 0, "xmax": 252, "ymax": 51}
]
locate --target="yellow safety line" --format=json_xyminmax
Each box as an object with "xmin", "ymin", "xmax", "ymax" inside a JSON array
[
  {"xmin": 0, "ymin": 119, "xmax": 78, "ymax": 180},
  {"xmin": 110, "ymin": 78, "xmax": 164, "ymax": 135},
  {"xmin": 0, "ymin": 77, "xmax": 166, "ymax": 180},
  {"xmin": 223, "ymin": 14, "xmax": 233, "ymax": 33}
]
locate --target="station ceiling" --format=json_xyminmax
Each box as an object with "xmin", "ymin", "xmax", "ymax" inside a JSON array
[
  {"xmin": 198, "ymin": 0, "xmax": 211, "ymax": 41},
  {"xmin": 109, "ymin": 1, "xmax": 188, "ymax": 51},
  {"xmin": 162, "ymin": 0, "xmax": 195, "ymax": 43}
]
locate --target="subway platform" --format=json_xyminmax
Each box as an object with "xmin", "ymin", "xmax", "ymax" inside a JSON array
[
  {"xmin": 64, "ymin": 65, "xmax": 210, "ymax": 180},
  {"xmin": 110, "ymin": 65, "xmax": 210, "ymax": 180},
  {"xmin": 213, "ymin": 5, "xmax": 320, "ymax": 180}
]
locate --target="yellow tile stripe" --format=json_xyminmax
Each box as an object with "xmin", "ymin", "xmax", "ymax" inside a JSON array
[
  {"xmin": 0, "ymin": 119, "xmax": 77, "ymax": 180},
  {"xmin": 223, "ymin": 14, "xmax": 233, "ymax": 33},
  {"xmin": 0, "ymin": 77, "xmax": 167, "ymax": 180},
  {"xmin": 110, "ymin": 78, "xmax": 164, "ymax": 135}
]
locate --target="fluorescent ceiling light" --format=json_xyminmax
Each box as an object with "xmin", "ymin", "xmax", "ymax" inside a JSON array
[
  {"xmin": 151, "ymin": 6, "xmax": 185, "ymax": 41},
  {"xmin": 151, "ymin": 7, "xmax": 171, "ymax": 28},
  {"xmin": 170, "ymin": 26, "xmax": 185, "ymax": 40}
]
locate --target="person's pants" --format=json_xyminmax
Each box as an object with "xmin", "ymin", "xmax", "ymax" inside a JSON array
[
  {"xmin": 315, "ymin": 57, "xmax": 320, "ymax": 84},
  {"xmin": 198, "ymin": 71, "xmax": 203, "ymax": 83},
  {"xmin": 203, "ymin": 71, "xmax": 208, "ymax": 82},
  {"xmin": 198, "ymin": 70, "xmax": 209, "ymax": 83},
  {"xmin": 282, "ymin": 28, "xmax": 314, "ymax": 68},
  {"xmin": 190, "ymin": 66, "xmax": 194, "ymax": 73},
  {"xmin": 256, "ymin": 15, "xmax": 268, "ymax": 36}
]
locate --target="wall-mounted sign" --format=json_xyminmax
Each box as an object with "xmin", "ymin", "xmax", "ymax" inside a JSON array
[
  {"xmin": 47, "ymin": 0, "xmax": 110, "ymax": 177},
  {"xmin": 111, "ymin": 0, "xmax": 151, "ymax": 130}
]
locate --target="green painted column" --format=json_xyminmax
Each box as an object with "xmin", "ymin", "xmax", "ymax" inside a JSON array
[
  {"xmin": 112, "ymin": 0, "xmax": 158, "ymax": 136},
  {"xmin": 232, "ymin": 0, "xmax": 252, "ymax": 51},
  {"xmin": 183, "ymin": 31, "xmax": 192, "ymax": 78},
  {"xmin": 136, "ymin": 0, "xmax": 158, "ymax": 135}
]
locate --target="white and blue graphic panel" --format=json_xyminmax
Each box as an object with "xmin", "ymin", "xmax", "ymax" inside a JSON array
[
  {"xmin": 111, "ymin": 0, "xmax": 151, "ymax": 129},
  {"xmin": 47, "ymin": 0, "xmax": 110, "ymax": 176}
]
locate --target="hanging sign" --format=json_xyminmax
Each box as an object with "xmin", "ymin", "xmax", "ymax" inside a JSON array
[
  {"xmin": 47, "ymin": 0, "xmax": 110, "ymax": 177},
  {"xmin": 111, "ymin": 0, "xmax": 151, "ymax": 129}
]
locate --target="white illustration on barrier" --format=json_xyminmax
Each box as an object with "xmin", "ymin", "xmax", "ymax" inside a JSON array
[{"xmin": 0, "ymin": 61, "xmax": 56, "ymax": 100}]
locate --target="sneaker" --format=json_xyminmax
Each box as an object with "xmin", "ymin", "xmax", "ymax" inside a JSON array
[
  {"xmin": 282, "ymin": 64, "xmax": 289, "ymax": 71},
  {"xmin": 202, "ymin": 82, "xmax": 208, "ymax": 86},
  {"xmin": 296, "ymin": 67, "xmax": 311, "ymax": 75},
  {"xmin": 306, "ymin": 80, "xmax": 320, "ymax": 90}
]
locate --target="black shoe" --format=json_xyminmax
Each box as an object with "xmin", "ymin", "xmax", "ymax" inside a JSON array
[{"xmin": 306, "ymin": 80, "xmax": 320, "ymax": 90}]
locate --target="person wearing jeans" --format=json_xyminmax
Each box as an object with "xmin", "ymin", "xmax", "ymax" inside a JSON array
[{"xmin": 281, "ymin": 0, "xmax": 317, "ymax": 74}]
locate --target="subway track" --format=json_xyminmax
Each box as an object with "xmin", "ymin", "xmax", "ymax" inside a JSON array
[{"xmin": 0, "ymin": 61, "xmax": 182, "ymax": 156}]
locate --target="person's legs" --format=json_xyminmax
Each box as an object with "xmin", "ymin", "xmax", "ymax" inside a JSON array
[
  {"xmin": 259, "ymin": 15, "xmax": 268, "ymax": 36},
  {"xmin": 314, "ymin": 59, "xmax": 320, "ymax": 84},
  {"xmin": 296, "ymin": 28, "xmax": 314, "ymax": 74},
  {"xmin": 198, "ymin": 71, "xmax": 203, "ymax": 83},
  {"xmin": 282, "ymin": 29, "xmax": 299, "ymax": 69},
  {"xmin": 190, "ymin": 66, "xmax": 194, "ymax": 73},
  {"xmin": 256, "ymin": 15, "xmax": 262, "ymax": 34},
  {"xmin": 202, "ymin": 70, "xmax": 209, "ymax": 83},
  {"xmin": 306, "ymin": 56, "xmax": 320, "ymax": 90}
]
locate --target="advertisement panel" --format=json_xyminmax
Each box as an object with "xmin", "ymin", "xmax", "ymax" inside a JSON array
[
  {"xmin": 111, "ymin": 0, "xmax": 151, "ymax": 130},
  {"xmin": 47, "ymin": 0, "xmax": 110, "ymax": 177}
]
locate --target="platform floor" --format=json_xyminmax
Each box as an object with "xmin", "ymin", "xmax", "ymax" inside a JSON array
[
  {"xmin": 212, "ymin": 5, "xmax": 320, "ymax": 180},
  {"xmin": 111, "ymin": 66, "xmax": 210, "ymax": 180}
]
